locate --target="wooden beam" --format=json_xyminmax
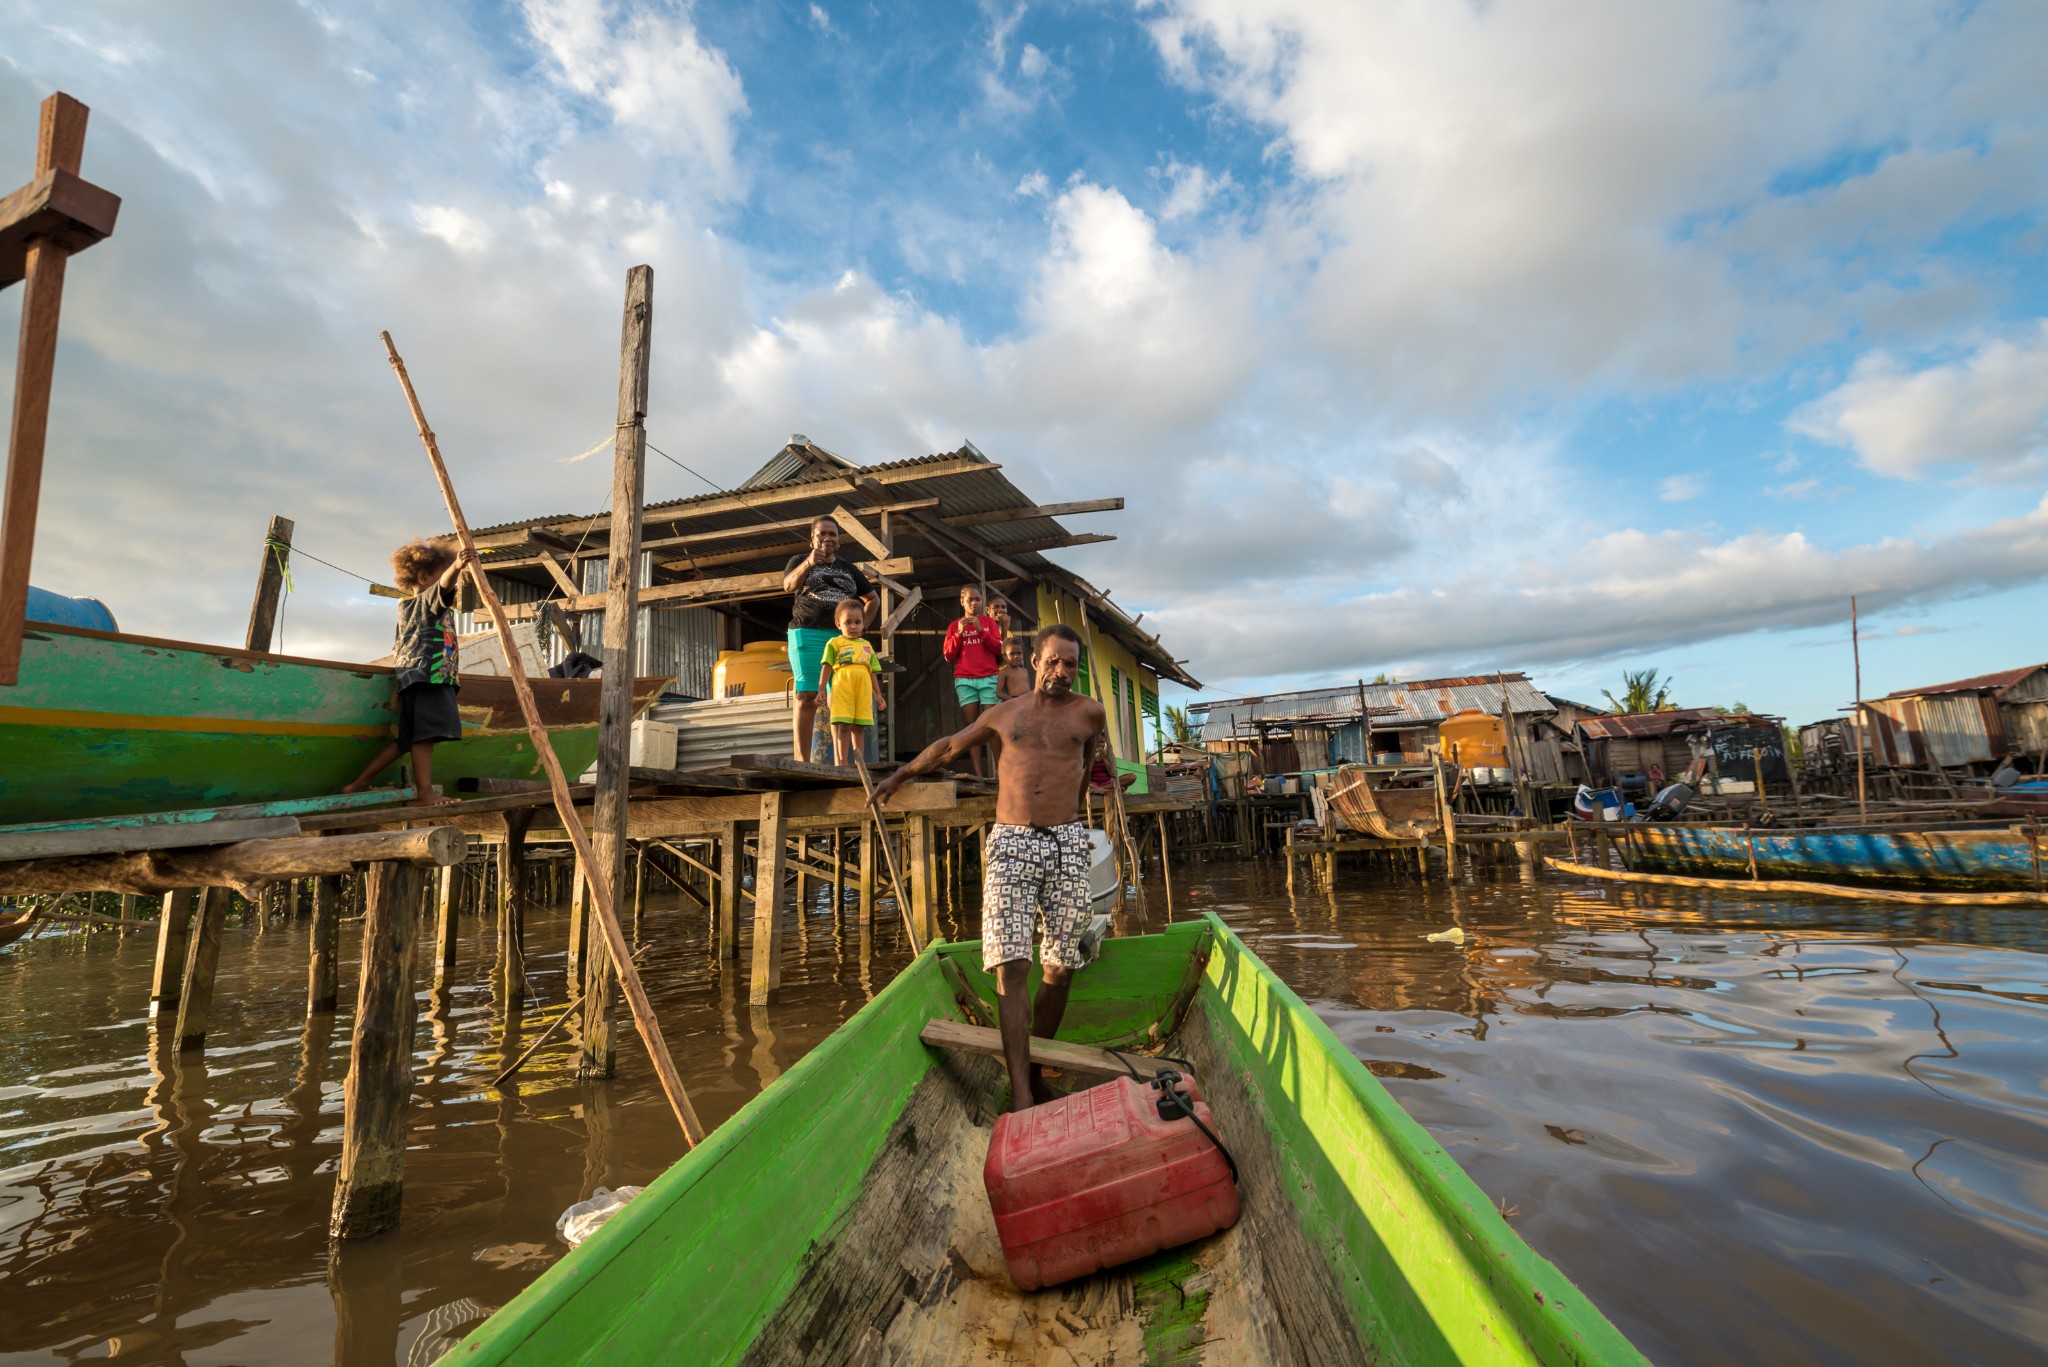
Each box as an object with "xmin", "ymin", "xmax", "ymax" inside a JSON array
[
  {"xmin": 881, "ymin": 585, "xmax": 923, "ymax": 635},
  {"xmin": 308, "ymin": 874, "xmax": 342, "ymax": 1014},
  {"xmin": 537, "ymin": 551, "xmax": 580, "ymax": 597},
  {"xmin": 509, "ymin": 556, "xmax": 913, "ymax": 617},
  {"xmin": 536, "ymin": 460, "xmax": 994, "ymax": 542},
  {"xmin": 943, "ymin": 498, "xmax": 1123, "ymax": 528},
  {"xmin": 0, "ymin": 815, "xmax": 299, "ymax": 862},
  {"xmin": 0, "ymin": 825, "xmax": 468, "ymax": 896},
  {"xmin": 149, "ymin": 888, "xmax": 195, "ymax": 1016},
  {"xmin": 432, "ymin": 863, "xmax": 463, "ymax": 992},
  {"xmin": 330, "ymin": 861, "xmax": 425, "ymax": 1239},
  {"xmin": 716, "ymin": 824, "xmax": 741, "ymax": 959},
  {"xmin": 172, "ymin": 887, "xmax": 230, "ymax": 1052},
  {"xmin": 830, "ymin": 503, "xmax": 892, "ymax": 559},
  {"xmin": 919, "ymin": 1018, "xmax": 1178, "ymax": 1081},
  {"xmin": 244, "ymin": 513, "xmax": 294, "ymax": 653}
]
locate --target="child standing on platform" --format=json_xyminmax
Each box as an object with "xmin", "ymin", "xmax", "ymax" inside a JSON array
[
  {"xmin": 817, "ymin": 598, "xmax": 885, "ymax": 767},
  {"xmin": 343, "ymin": 535, "xmax": 473, "ymax": 806},
  {"xmin": 996, "ymin": 635, "xmax": 1032, "ymax": 702}
]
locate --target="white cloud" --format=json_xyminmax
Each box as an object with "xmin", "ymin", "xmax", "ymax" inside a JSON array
[
  {"xmin": 1658, "ymin": 473, "xmax": 1704, "ymax": 503},
  {"xmin": 808, "ymin": 4, "xmax": 834, "ymax": 35},
  {"xmin": 1155, "ymin": 159, "xmax": 1227, "ymax": 222},
  {"xmin": 1792, "ymin": 322, "xmax": 2048, "ymax": 481},
  {"xmin": 410, "ymin": 204, "xmax": 493, "ymax": 255},
  {"xmin": 521, "ymin": 0, "xmax": 749, "ymax": 198},
  {"xmin": 1014, "ymin": 170, "xmax": 1050, "ymax": 198},
  {"xmin": 1018, "ymin": 43, "xmax": 1050, "ymax": 80}
]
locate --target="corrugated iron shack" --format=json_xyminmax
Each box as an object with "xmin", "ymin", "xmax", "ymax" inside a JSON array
[
  {"xmin": 1576, "ymin": 709, "xmax": 1788, "ymax": 787},
  {"xmin": 1852, "ymin": 665, "xmax": 2048, "ymax": 773},
  {"xmin": 460, "ymin": 438, "xmax": 1198, "ymax": 764},
  {"xmin": 1189, "ymin": 674, "xmax": 1572, "ymax": 783}
]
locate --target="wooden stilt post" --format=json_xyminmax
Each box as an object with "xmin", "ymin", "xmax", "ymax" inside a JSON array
[
  {"xmin": 794, "ymin": 833, "xmax": 810, "ymax": 910},
  {"xmin": 717, "ymin": 824, "xmax": 741, "ymax": 959},
  {"xmin": 567, "ymin": 871, "xmax": 588, "ymax": 991},
  {"xmin": 308, "ymin": 874, "xmax": 342, "ymax": 1014},
  {"xmin": 149, "ymin": 889, "xmax": 196, "ymax": 1016},
  {"xmin": 581, "ymin": 265, "xmax": 653, "ymax": 1081},
  {"xmin": 907, "ymin": 813, "xmax": 935, "ymax": 946},
  {"xmin": 432, "ymin": 863, "xmax": 462, "ymax": 992},
  {"xmin": 858, "ymin": 824, "xmax": 875, "ymax": 926},
  {"xmin": 496, "ymin": 810, "xmax": 531, "ymax": 1006},
  {"xmin": 749, "ymin": 793, "xmax": 789, "ymax": 1005},
  {"xmin": 330, "ymin": 861, "xmax": 425, "ymax": 1239},
  {"xmin": 0, "ymin": 94, "xmax": 121, "ymax": 687},
  {"xmin": 244, "ymin": 513, "xmax": 294, "ymax": 653},
  {"xmin": 831, "ymin": 828, "xmax": 845, "ymax": 914},
  {"xmin": 173, "ymin": 887, "xmax": 229, "ymax": 1053}
]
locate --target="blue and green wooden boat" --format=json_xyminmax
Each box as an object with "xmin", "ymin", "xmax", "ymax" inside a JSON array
[
  {"xmin": 445, "ymin": 917, "xmax": 1647, "ymax": 1366},
  {"xmin": 0, "ymin": 622, "xmax": 667, "ymax": 825},
  {"xmin": 1629, "ymin": 822, "xmax": 2045, "ymax": 891}
]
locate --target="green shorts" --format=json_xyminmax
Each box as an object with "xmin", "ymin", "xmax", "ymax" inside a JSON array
[
  {"xmin": 787, "ymin": 628, "xmax": 836, "ymax": 696},
  {"xmin": 954, "ymin": 676, "xmax": 999, "ymax": 708}
]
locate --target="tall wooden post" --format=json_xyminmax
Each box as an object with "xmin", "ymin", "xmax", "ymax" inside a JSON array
[
  {"xmin": 432, "ymin": 862, "xmax": 463, "ymax": 993},
  {"xmin": 496, "ymin": 810, "xmax": 532, "ymax": 1005},
  {"xmin": 857, "ymin": 824, "xmax": 875, "ymax": 926},
  {"xmin": 331, "ymin": 862, "xmax": 425, "ymax": 1239},
  {"xmin": 716, "ymin": 824, "xmax": 741, "ymax": 959},
  {"xmin": 308, "ymin": 874, "xmax": 342, "ymax": 1014},
  {"xmin": 149, "ymin": 888, "xmax": 196, "ymax": 1016},
  {"xmin": 583, "ymin": 264, "xmax": 652, "ymax": 1080},
  {"xmin": 173, "ymin": 887, "xmax": 230, "ymax": 1053},
  {"xmin": 907, "ymin": 813, "xmax": 935, "ymax": 946},
  {"xmin": 831, "ymin": 828, "xmax": 845, "ymax": 914},
  {"xmin": 0, "ymin": 93, "xmax": 121, "ymax": 687},
  {"xmin": 244, "ymin": 513, "xmax": 294, "ymax": 653},
  {"xmin": 749, "ymin": 793, "xmax": 789, "ymax": 1004},
  {"xmin": 567, "ymin": 870, "xmax": 589, "ymax": 989}
]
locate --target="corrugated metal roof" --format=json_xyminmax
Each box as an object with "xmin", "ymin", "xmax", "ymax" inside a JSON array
[
  {"xmin": 1191, "ymin": 675, "xmax": 1551, "ymax": 742},
  {"xmin": 1883, "ymin": 665, "xmax": 2046, "ymax": 700},
  {"xmin": 1576, "ymin": 708, "xmax": 1776, "ymax": 739}
]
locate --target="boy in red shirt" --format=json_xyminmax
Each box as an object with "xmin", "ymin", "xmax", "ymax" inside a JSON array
[{"xmin": 942, "ymin": 588, "xmax": 1005, "ymax": 776}]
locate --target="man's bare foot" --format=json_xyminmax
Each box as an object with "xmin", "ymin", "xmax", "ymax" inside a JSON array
[
  {"xmin": 408, "ymin": 792, "xmax": 460, "ymax": 808},
  {"xmin": 342, "ymin": 779, "xmax": 370, "ymax": 794},
  {"xmin": 1028, "ymin": 1070, "xmax": 1058, "ymax": 1106}
]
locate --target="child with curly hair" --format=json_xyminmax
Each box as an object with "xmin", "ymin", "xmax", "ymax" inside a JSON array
[{"xmin": 343, "ymin": 535, "xmax": 474, "ymax": 806}]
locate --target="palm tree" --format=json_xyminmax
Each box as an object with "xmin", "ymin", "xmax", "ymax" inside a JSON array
[
  {"xmin": 1164, "ymin": 704, "xmax": 1199, "ymax": 746},
  {"xmin": 1603, "ymin": 668, "xmax": 1674, "ymax": 714}
]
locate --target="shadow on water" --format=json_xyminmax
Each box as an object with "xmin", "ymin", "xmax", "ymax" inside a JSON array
[{"xmin": 2, "ymin": 863, "xmax": 2047, "ymax": 1364}]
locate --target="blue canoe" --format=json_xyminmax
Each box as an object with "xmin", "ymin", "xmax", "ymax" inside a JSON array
[{"xmin": 1628, "ymin": 823, "xmax": 2046, "ymax": 890}]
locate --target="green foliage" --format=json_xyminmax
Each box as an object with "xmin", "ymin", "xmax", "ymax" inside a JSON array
[
  {"xmin": 1369, "ymin": 672, "xmax": 1393, "ymax": 685},
  {"xmin": 1164, "ymin": 704, "xmax": 1200, "ymax": 746},
  {"xmin": 1602, "ymin": 668, "xmax": 1674, "ymax": 715}
]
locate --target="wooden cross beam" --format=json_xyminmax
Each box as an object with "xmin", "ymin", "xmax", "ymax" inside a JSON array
[{"xmin": 0, "ymin": 93, "xmax": 122, "ymax": 687}]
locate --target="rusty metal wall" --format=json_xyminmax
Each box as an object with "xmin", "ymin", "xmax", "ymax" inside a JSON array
[
  {"xmin": 2003, "ymin": 702, "xmax": 2048, "ymax": 758},
  {"xmin": 1919, "ymin": 693, "xmax": 1996, "ymax": 767}
]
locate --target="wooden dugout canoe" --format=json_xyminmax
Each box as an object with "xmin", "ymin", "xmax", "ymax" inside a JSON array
[
  {"xmin": 446, "ymin": 916, "xmax": 1647, "ymax": 1367},
  {"xmin": 0, "ymin": 622, "xmax": 668, "ymax": 825},
  {"xmin": 1627, "ymin": 821, "xmax": 2046, "ymax": 891}
]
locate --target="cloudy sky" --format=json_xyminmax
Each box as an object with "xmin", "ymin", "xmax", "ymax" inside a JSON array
[{"xmin": 4, "ymin": 0, "xmax": 2046, "ymax": 722}]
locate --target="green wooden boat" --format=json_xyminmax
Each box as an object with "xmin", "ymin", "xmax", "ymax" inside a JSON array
[
  {"xmin": 446, "ymin": 916, "xmax": 1647, "ymax": 1366},
  {"xmin": 0, "ymin": 622, "xmax": 668, "ymax": 825}
]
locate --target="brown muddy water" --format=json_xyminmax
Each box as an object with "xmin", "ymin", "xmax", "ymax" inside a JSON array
[{"xmin": 4, "ymin": 862, "xmax": 2047, "ymax": 1366}]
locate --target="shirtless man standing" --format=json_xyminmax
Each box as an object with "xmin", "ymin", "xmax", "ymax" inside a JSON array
[{"xmin": 874, "ymin": 623, "xmax": 1106, "ymax": 1111}]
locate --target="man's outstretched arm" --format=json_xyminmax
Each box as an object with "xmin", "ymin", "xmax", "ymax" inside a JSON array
[{"xmin": 874, "ymin": 711, "xmax": 1001, "ymax": 801}]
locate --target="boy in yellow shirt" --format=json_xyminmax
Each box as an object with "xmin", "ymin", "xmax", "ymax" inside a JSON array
[{"xmin": 817, "ymin": 598, "xmax": 885, "ymax": 766}]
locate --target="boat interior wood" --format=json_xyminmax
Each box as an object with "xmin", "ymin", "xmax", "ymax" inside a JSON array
[{"xmin": 918, "ymin": 1018, "xmax": 1180, "ymax": 1082}]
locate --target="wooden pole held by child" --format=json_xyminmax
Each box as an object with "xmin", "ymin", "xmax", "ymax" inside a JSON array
[{"xmin": 379, "ymin": 326, "xmax": 704, "ymax": 1147}]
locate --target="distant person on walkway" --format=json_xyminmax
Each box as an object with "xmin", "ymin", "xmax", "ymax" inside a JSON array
[
  {"xmin": 343, "ymin": 536, "xmax": 474, "ymax": 807},
  {"xmin": 781, "ymin": 516, "xmax": 877, "ymax": 761},
  {"xmin": 817, "ymin": 599, "xmax": 885, "ymax": 767},
  {"xmin": 995, "ymin": 635, "xmax": 1031, "ymax": 703},
  {"xmin": 875, "ymin": 624, "xmax": 1107, "ymax": 1111},
  {"xmin": 943, "ymin": 587, "xmax": 1006, "ymax": 775}
]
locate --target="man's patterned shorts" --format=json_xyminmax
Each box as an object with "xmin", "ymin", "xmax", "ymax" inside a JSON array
[{"xmin": 980, "ymin": 822, "xmax": 1092, "ymax": 972}]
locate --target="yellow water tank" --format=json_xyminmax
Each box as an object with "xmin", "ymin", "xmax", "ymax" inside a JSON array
[
  {"xmin": 1438, "ymin": 710, "xmax": 1507, "ymax": 769},
  {"xmin": 712, "ymin": 641, "xmax": 794, "ymax": 699}
]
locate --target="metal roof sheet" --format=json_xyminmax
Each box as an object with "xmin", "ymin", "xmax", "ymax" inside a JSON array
[
  {"xmin": 1575, "ymin": 708, "xmax": 1776, "ymax": 740},
  {"xmin": 1883, "ymin": 665, "xmax": 2046, "ymax": 700}
]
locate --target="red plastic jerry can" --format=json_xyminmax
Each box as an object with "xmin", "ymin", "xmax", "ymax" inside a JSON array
[{"xmin": 984, "ymin": 1073, "xmax": 1240, "ymax": 1290}]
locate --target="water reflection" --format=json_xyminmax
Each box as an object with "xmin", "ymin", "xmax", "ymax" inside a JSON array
[{"xmin": 1, "ymin": 866, "xmax": 2046, "ymax": 1365}]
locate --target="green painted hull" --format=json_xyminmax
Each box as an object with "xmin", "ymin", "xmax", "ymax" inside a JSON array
[
  {"xmin": 447, "ymin": 917, "xmax": 1647, "ymax": 1366},
  {"xmin": 0, "ymin": 623, "xmax": 645, "ymax": 825}
]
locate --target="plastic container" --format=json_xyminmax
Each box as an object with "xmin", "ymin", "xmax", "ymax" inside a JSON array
[
  {"xmin": 25, "ymin": 585, "xmax": 116, "ymax": 632},
  {"xmin": 712, "ymin": 641, "xmax": 793, "ymax": 699},
  {"xmin": 985, "ymin": 1074, "xmax": 1240, "ymax": 1290},
  {"xmin": 1438, "ymin": 710, "xmax": 1507, "ymax": 769}
]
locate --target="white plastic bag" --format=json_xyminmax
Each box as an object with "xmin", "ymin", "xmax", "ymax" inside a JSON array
[{"xmin": 556, "ymin": 1185, "xmax": 644, "ymax": 1248}]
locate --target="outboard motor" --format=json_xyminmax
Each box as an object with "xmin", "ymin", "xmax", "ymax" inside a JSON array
[{"xmin": 1643, "ymin": 782, "xmax": 1693, "ymax": 821}]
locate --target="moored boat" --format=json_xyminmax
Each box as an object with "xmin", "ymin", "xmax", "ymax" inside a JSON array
[
  {"xmin": 1627, "ymin": 821, "xmax": 2046, "ymax": 891},
  {"xmin": 0, "ymin": 621, "xmax": 669, "ymax": 824},
  {"xmin": 444, "ymin": 916, "xmax": 1648, "ymax": 1366},
  {"xmin": 1325, "ymin": 763, "xmax": 1443, "ymax": 840}
]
